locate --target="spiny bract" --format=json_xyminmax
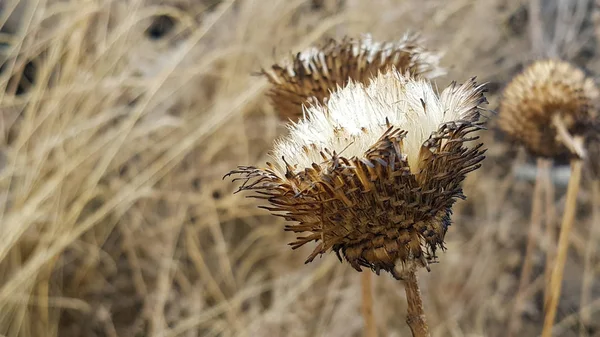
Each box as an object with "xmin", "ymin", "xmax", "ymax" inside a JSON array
[
  {"xmin": 262, "ymin": 33, "xmax": 444, "ymax": 122},
  {"xmin": 227, "ymin": 68, "xmax": 487, "ymax": 279}
]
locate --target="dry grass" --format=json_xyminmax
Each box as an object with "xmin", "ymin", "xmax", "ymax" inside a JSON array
[{"xmin": 0, "ymin": 0, "xmax": 599, "ymax": 336}]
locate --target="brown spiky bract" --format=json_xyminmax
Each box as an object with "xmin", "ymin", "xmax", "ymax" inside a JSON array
[
  {"xmin": 498, "ymin": 59, "xmax": 599, "ymax": 158},
  {"xmin": 262, "ymin": 34, "xmax": 443, "ymax": 121},
  {"xmin": 226, "ymin": 84, "xmax": 487, "ymax": 279}
]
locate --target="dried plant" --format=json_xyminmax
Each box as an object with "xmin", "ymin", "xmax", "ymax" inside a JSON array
[
  {"xmin": 227, "ymin": 68, "xmax": 487, "ymax": 336},
  {"xmin": 261, "ymin": 33, "xmax": 444, "ymax": 121},
  {"xmin": 498, "ymin": 59, "xmax": 599, "ymax": 337},
  {"xmin": 261, "ymin": 32, "xmax": 444, "ymax": 337},
  {"xmin": 498, "ymin": 59, "xmax": 599, "ymax": 159}
]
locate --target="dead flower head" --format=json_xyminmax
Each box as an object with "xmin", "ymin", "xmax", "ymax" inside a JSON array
[
  {"xmin": 498, "ymin": 59, "xmax": 599, "ymax": 158},
  {"xmin": 227, "ymin": 68, "xmax": 487, "ymax": 279},
  {"xmin": 262, "ymin": 33, "xmax": 444, "ymax": 121}
]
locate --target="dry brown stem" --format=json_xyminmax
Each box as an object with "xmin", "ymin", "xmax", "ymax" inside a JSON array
[
  {"xmin": 361, "ymin": 272, "xmax": 377, "ymax": 337},
  {"xmin": 542, "ymin": 158, "xmax": 556, "ymax": 311},
  {"xmin": 542, "ymin": 158, "xmax": 583, "ymax": 337},
  {"xmin": 507, "ymin": 157, "xmax": 546, "ymax": 337},
  {"xmin": 579, "ymin": 180, "xmax": 600, "ymax": 335},
  {"xmin": 400, "ymin": 268, "xmax": 430, "ymax": 337}
]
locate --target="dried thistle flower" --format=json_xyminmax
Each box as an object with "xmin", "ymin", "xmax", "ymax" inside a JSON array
[
  {"xmin": 262, "ymin": 33, "xmax": 445, "ymax": 121},
  {"xmin": 498, "ymin": 59, "xmax": 599, "ymax": 158},
  {"xmin": 498, "ymin": 61, "xmax": 600, "ymax": 337},
  {"xmin": 227, "ymin": 68, "xmax": 487, "ymax": 279}
]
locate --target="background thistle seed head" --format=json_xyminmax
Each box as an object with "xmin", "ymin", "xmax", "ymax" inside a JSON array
[
  {"xmin": 497, "ymin": 59, "xmax": 599, "ymax": 158},
  {"xmin": 228, "ymin": 68, "xmax": 487, "ymax": 279},
  {"xmin": 262, "ymin": 33, "xmax": 445, "ymax": 121}
]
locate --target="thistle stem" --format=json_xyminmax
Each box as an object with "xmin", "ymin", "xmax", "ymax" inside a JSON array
[
  {"xmin": 543, "ymin": 158, "xmax": 556, "ymax": 311},
  {"xmin": 578, "ymin": 180, "xmax": 600, "ymax": 336},
  {"xmin": 401, "ymin": 268, "xmax": 430, "ymax": 337},
  {"xmin": 508, "ymin": 157, "xmax": 546, "ymax": 337},
  {"xmin": 361, "ymin": 272, "xmax": 377, "ymax": 337},
  {"xmin": 541, "ymin": 158, "xmax": 583, "ymax": 337}
]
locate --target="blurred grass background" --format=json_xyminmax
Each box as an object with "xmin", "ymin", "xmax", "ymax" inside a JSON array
[{"xmin": 0, "ymin": 0, "xmax": 599, "ymax": 336}]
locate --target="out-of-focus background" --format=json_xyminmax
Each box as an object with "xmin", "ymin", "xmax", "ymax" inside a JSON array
[{"xmin": 0, "ymin": 0, "xmax": 599, "ymax": 336}]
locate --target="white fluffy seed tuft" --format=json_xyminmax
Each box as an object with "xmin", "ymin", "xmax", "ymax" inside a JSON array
[{"xmin": 270, "ymin": 69, "xmax": 483, "ymax": 176}]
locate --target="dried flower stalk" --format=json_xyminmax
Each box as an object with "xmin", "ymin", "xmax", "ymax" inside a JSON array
[
  {"xmin": 498, "ymin": 59, "xmax": 599, "ymax": 337},
  {"xmin": 360, "ymin": 272, "xmax": 377, "ymax": 337},
  {"xmin": 507, "ymin": 157, "xmax": 546, "ymax": 337},
  {"xmin": 262, "ymin": 33, "xmax": 444, "ymax": 121},
  {"xmin": 399, "ymin": 266, "xmax": 430, "ymax": 337},
  {"xmin": 543, "ymin": 156, "xmax": 583, "ymax": 337}
]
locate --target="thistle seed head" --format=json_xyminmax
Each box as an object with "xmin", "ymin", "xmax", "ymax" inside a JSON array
[
  {"xmin": 262, "ymin": 33, "xmax": 445, "ymax": 122},
  {"xmin": 227, "ymin": 68, "xmax": 487, "ymax": 278},
  {"xmin": 498, "ymin": 59, "xmax": 599, "ymax": 158}
]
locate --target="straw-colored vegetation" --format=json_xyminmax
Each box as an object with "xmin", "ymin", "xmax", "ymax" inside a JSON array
[{"xmin": 0, "ymin": 0, "xmax": 599, "ymax": 337}]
